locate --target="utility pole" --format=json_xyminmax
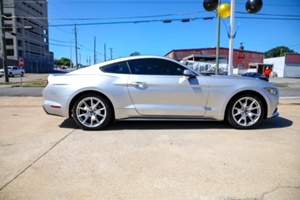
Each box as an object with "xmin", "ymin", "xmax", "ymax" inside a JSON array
[
  {"xmin": 0, "ymin": 0, "xmax": 9, "ymax": 82},
  {"xmin": 94, "ymin": 36, "xmax": 96, "ymax": 64},
  {"xmin": 75, "ymin": 24, "xmax": 78, "ymax": 69},
  {"xmin": 109, "ymin": 48, "xmax": 113, "ymax": 60},
  {"xmin": 104, "ymin": 43, "xmax": 106, "ymax": 61}
]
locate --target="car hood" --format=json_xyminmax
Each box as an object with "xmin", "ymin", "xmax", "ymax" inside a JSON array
[{"xmin": 207, "ymin": 75, "xmax": 275, "ymax": 88}]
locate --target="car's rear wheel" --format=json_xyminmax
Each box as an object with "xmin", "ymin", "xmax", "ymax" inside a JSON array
[
  {"xmin": 226, "ymin": 94, "xmax": 265, "ymax": 129},
  {"xmin": 72, "ymin": 93, "xmax": 113, "ymax": 130}
]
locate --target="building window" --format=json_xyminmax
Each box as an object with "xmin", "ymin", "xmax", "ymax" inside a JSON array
[
  {"xmin": 18, "ymin": 50, "xmax": 23, "ymax": 57},
  {"xmin": 18, "ymin": 40, "xmax": 23, "ymax": 47},
  {"xmin": 6, "ymin": 38, "xmax": 13, "ymax": 45},
  {"xmin": 16, "ymin": 17, "xmax": 22, "ymax": 23},
  {"xmin": 43, "ymin": 28, "xmax": 47, "ymax": 34},
  {"xmin": 7, "ymin": 49, "xmax": 14, "ymax": 56},
  {"xmin": 4, "ymin": 24, "xmax": 13, "ymax": 32},
  {"xmin": 17, "ymin": 28, "xmax": 22, "ymax": 33},
  {"xmin": 4, "ymin": 13, "xmax": 12, "ymax": 21}
]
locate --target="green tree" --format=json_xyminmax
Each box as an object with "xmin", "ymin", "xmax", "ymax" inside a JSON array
[
  {"xmin": 130, "ymin": 51, "xmax": 141, "ymax": 56},
  {"xmin": 54, "ymin": 57, "xmax": 71, "ymax": 66},
  {"xmin": 264, "ymin": 46, "xmax": 295, "ymax": 58}
]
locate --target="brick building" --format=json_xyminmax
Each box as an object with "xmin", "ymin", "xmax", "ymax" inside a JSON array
[{"xmin": 165, "ymin": 47, "xmax": 264, "ymax": 70}]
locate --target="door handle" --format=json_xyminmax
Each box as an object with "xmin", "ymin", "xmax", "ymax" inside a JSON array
[{"xmin": 131, "ymin": 82, "xmax": 147, "ymax": 87}]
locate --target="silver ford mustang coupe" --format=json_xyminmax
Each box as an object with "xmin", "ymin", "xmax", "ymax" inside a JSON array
[{"xmin": 42, "ymin": 55, "xmax": 279, "ymax": 130}]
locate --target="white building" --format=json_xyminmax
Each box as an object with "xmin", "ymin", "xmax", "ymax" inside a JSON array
[{"xmin": 264, "ymin": 53, "xmax": 300, "ymax": 78}]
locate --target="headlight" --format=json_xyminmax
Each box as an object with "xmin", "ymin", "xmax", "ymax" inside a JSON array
[{"xmin": 265, "ymin": 87, "xmax": 278, "ymax": 95}]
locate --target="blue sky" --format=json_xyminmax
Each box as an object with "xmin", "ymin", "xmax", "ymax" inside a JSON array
[{"xmin": 48, "ymin": 0, "xmax": 300, "ymax": 65}]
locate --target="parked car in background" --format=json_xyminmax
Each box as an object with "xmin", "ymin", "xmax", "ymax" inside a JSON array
[
  {"xmin": 242, "ymin": 72, "xmax": 269, "ymax": 82},
  {"xmin": 0, "ymin": 66, "xmax": 25, "ymax": 77},
  {"xmin": 43, "ymin": 56, "xmax": 279, "ymax": 130}
]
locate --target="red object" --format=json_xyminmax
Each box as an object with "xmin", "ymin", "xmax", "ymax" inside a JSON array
[
  {"xmin": 264, "ymin": 68, "xmax": 271, "ymax": 78},
  {"xmin": 19, "ymin": 58, "xmax": 24, "ymax": 68}
]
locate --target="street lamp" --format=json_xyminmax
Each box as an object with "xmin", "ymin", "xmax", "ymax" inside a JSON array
[{"xmin": 203, "ymin": 0, "xmax": 263, "ymax": 75}]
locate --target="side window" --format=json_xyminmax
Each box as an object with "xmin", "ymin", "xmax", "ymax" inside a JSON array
[
  {"xmin": 128, "ymin": 58, "xmax": 187, "ymax": 75},
  {"xmin": 100, "ymin": 62, "xmax": 130, "ymax": 74}
]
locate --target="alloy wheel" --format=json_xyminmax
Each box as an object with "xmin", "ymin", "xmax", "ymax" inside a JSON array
[
  {"xmin": 76, "ymin": 97, "xmax": 107, "ymax": 128},
  {"xmin": 231, "ymin": 97, "xmax": 262, "ymax": 127}
]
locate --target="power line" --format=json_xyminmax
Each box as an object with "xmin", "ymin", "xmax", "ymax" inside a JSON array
[
  {"xmin": 235, "ymin": 11, "xmax": 300, "ymax": 18},
  {"xmin": 4, "ymin": 14, "xmax": 299, "ymax": 29},
  {"xmin": 50, "ymin": 39, "xmax": 73, "ymax": 43},
  {"xmin": 3, "ymin": 11, "xmax": 300, "ymax": 21},
  {"xmin": 46, "ymin": 15, "xmax": 300, "ymax": 27},
  {"xmin": 2, "ymin": 11, "xmax": 205, "ymax": 20},
  {"xmin": 235, "ymin": 16, "xmax": 300, "ymax": 21},
  {"xmin": 47, "ymin": 17, "xmax": 206, "ymax": 27},
  {"xmin": 22, "ymin": 1, "xmax": 300, "ymax": 6}
]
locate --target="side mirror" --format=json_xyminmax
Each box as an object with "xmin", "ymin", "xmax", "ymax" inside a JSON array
[{"xmin": 183, "ymin": 69, "xmax": 196, "ymax": 78}]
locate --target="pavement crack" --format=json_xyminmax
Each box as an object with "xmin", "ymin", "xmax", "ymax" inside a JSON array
[
  {"xmin": 0, "ymin": 143, "xmax": 14, "ymax": 147},
  {"xmin": 0, "ymin": 129, "xmax": 76, "ymax": 191},
  {"xmin": 260, "ymin": 185, "xmax": 300, "ymax": 200},
  {"xmin": 225, "ymin": 185, "xmax": 300, "ymax": 200}
]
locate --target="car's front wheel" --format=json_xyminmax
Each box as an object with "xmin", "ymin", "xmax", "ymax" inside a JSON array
[
  {"xmin": 72, "ymin": 93, "xmax": 113, "ymax": 130},
  {"xmin": 226, "ymin": 94, "xmax": 265, "ymax": 129}
]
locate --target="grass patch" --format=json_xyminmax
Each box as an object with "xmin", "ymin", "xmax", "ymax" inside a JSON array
[
  {"xmin": 0, "ymin": 82, "xmax": 18, "ymax": 86},
  {"xmin": 1, "ymin": 79, "xmax": 47, "ymax": 87},
  {"xmin": 273, "ymin": 83, "xmax": 289, "ymax": 88},
  {"xmin": 21, "ymin": 80, "xmax": 47, "ymax": 87}
]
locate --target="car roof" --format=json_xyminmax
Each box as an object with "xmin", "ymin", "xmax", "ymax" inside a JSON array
[
  {"xmin": 70, "ymin": 55, "xmax": 200, "ymax": 75},
  {"xmin": 97, "ymin": 55, "xmax": 179, "ymax": 67}
]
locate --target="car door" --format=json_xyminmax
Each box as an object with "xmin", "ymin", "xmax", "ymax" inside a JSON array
[{"xmin": 127, "ymin": 58, "xmax": 209, "ymax": 117}]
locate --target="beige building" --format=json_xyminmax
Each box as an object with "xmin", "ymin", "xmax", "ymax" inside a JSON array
[{"xmin": 1, "ymin": 0, "xmax": 53, "ymax": 72}]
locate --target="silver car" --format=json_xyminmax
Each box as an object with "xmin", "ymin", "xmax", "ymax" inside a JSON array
[{"xmin": 42, "ymin": 55, "xmax": 279, "ymax": 130}]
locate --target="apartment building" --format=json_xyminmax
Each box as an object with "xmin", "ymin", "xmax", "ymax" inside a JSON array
[{"xmin": 1, "ymin": 0, "xmax": 53, "ymax": 72}]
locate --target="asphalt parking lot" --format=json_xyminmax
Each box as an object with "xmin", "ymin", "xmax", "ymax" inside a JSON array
[{"xmin": 0, "ymin": 96, "xmax": 299, "ymax": 200}]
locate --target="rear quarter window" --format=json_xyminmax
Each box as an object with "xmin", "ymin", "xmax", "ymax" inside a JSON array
[{"xmin": 100, "ymin": 62, "xmax": 130, "ymax": 74}]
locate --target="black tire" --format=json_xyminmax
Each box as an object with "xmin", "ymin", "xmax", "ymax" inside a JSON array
[
  {"xmin": 72, "ymin": 93, "xmax": 113, "ymax": 130},
  {"xmin": 9, "ymin": 73, "xmax": 13, "ymax": 77},
  {"xmin": 226, "ymin": 94, "xmax": 265, "ymax": 129}
]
